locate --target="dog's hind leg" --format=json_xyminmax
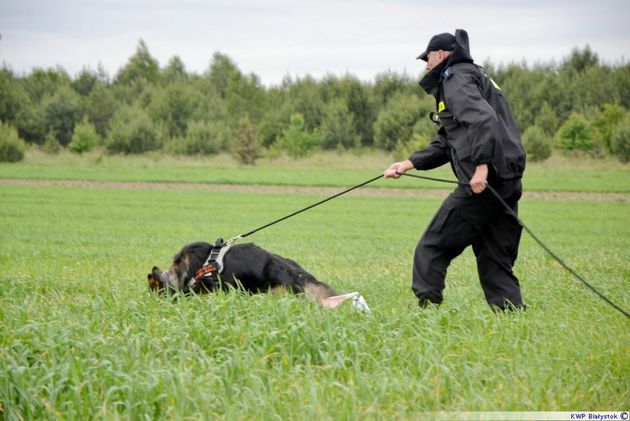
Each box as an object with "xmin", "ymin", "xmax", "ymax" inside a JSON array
[{"xmin": 266, "ymin": 258, "xmax": 337, "ymax": 300}]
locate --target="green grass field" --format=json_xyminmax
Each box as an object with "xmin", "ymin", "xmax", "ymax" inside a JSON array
[
  {"xmin": 0, "ymin": 152, "xmax": 628, "ymax": 418},
  {"xmin": 1, "ymin": 149, "xmax": 629, "ymax": 193}
]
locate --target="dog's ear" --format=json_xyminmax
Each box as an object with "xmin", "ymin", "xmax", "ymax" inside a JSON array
[{"xmin": 147, "ymin": 270, "xmax": 162, "ymax": 292}]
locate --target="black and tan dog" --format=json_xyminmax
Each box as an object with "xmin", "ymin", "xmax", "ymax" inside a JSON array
[{"xmin": 147, "ymin": 241, "xmax": 347, "ymax": 304}]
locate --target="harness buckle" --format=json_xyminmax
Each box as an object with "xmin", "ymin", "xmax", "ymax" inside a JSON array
[
  {"xmin": 429, "ymin": 111, "xmax": 458, "ymax": 130},
  {"xmin": 429, "ymin": 112, "xmax": 440, "ymax": 126}
]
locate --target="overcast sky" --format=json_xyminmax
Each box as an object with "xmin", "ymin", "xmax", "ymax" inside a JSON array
[{"xmin": 1, "ymin": 0, "xmax": 628, "ymax": 86}]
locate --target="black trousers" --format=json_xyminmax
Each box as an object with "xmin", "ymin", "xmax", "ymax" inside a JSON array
[{"xmin": 412, "ymin": 179, "xmax": 524, "ymax": 310}]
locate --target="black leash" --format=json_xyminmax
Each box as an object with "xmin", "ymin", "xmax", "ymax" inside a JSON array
[
  {"xmin": 226, "ymin": 174, "xmax": 383, "ymax": 244},
  {"xmin": 399, "ymin": 172, "xmax": 630, "ymax": 320}
]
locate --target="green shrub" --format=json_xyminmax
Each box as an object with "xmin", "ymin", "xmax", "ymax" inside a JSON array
[
  {"xmin": 592, "ymin": 104, "xmax": 626, "ymax": 153},
  {"xmin": 42, "ymin": 132, "xmax": 62, "ymax": 155},
  {"xmin": 16, "ymin": 104, "xmax": 47, "ymax": 144},
  {"xmin": 258, "ymin": 116, "xmax": 284, "ymax": 148},
  {"xmin": 106, "ymin": 105, "xmax": 160, "ymax": 154},
  {"xmin": 0, "ymin": 123, "xmax": 27, "ymax": 162},
  {"xmin": 394, "ymin": 132, "xmax": 431, "ymax": 161},
  {"xmin": 43, "ymin": 85, "xmax": 83, "ymax": 146},
  {"xmin": 393, "ymin": 117, "xmax": 434, "ymax": 160},
  {"xmin": 522, "ymin": 125, "xmax": 552, "ymax": 162},
  {"xmin": 165, "ymin": 120, "xmax": 229, "ymax": 155},
  {"xmin": 534, "ymin": 101, "xmax": 560, "ymax": 136},
  {"xmin": 556, "ymin": 113, "xmax": 596, "ymax": 152},
  {"xmin": 232, "ymin": 117, "xmax": 262, "ymax": 165},
  {"xmin": 611, "ymin": 115, "xmax": 630, "ymax": 163},
  {"xmin": 277, "ymin": 113, "xmax": 318, "ymax": 158},
  {"xmin": 69, "ymin": 120, "xmax": 99, "ymax": 154},
  {"xmin": 319, "ymin": 100, "xmax": 359, "ymax": 150},
  {"xmin": 373, "ymin": 92, "xmax": 423, "ymax": 151}
]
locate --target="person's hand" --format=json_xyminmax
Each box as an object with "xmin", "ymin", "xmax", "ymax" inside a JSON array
[
  {"xmin": 384, "ymin": 160, "xmax": 413, "ymax": 179},
  {"xmin": 469, "ymin": 164, "xmax": 488, "ymax": 194}
]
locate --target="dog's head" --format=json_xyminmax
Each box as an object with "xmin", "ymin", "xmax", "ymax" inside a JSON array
[
  {"xmin": 147, "ymin": 266, "xmax": 163, "ymax": 292},
  {"xmin": 147, "ymin": 266, "xmax": 172, "ymax": 294},
  {"xmin": 147, "ymin": 242, "xmax": 213, "ymax": 295}
]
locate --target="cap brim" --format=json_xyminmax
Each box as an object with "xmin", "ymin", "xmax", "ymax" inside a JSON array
[{"xmin": 416, "ymin": 49, "xmax": 429, "ymax": 61}]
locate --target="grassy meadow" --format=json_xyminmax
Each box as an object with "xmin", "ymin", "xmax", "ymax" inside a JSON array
[
  {"xmin": 0, "ymin": 150, "xmax": 629, "ymax": 419},
  {"xmin": 0, "ymin": 148, "xmax": 629, "ymax": 193}
]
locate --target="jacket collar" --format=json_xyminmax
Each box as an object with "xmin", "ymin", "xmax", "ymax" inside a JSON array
[
  {"xmin": 419, "ymin": 59, "xmax": 449, "ymax": 97},
  {"xmin": 418, "ymin": 38, "xmax": 474, "ymax": 97}
]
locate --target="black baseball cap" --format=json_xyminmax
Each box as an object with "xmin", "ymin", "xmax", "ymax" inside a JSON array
[{"xmin": 416, "ymin": 33, "xmax": 456, "ymax": 61}]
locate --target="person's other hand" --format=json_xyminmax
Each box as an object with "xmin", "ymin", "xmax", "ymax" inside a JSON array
[{"xmin": 469, "ymin": 164, "xmax": 488, "ymax": 194}]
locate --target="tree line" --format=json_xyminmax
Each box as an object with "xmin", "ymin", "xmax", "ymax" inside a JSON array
[{"xmin": 1, "ymin": 40, "xmax": 629, "ymax": 163}]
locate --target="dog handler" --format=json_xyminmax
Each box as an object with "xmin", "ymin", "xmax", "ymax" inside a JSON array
[{"xmin": 384, "ymin": 30, "xmax": 526, "ymax": 310}]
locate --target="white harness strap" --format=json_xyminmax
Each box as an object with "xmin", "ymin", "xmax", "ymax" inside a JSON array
[{"xmin": 214, "ymin": 243, "xmax": 231, "ymax": 274}]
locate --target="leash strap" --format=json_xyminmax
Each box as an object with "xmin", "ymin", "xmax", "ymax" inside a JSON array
[{"xmin": 227, "ymin": 174, "xmax": 383, "ymax": 244}]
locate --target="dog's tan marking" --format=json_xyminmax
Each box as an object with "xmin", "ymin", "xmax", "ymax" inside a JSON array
[
  {"xmin": 303, "ymin": 283, "xmax": 336, "ymax": 301},
  {"xmin": 270, "ymin": 285, "xmax": 291, "ymax": 295}
]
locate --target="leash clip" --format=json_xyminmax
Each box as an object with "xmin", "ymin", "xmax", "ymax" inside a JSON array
[{"xmin": 226, "ymin": 235, "xmax": 243, "ymax": 245}]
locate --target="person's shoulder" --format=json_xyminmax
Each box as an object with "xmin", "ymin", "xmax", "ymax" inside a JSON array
[
  {"xmin": 443, "ymin": 63, "xmax": 481, "ymax": 86},
  {"xmin": 448, "ymin": 62, "xmax": 478, "ymax": 76},
  {"xmin": 451, "ymin": 62, "xmax": 475, "ymax": 69}
]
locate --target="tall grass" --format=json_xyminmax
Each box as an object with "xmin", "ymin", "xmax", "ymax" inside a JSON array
[{"xmin": 0, "ymin": 179, "xmax": 628, "ymax": 418}]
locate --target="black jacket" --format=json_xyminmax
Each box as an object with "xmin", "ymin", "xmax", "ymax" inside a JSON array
[{"xmin": 409, "ymin": 30, "xmax": 526, "ymax": 183}]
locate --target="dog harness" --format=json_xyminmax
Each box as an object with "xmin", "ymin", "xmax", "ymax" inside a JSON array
[{"xmin": 190, "ymin": 238, "xmax": 232, "ymax": 289}]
